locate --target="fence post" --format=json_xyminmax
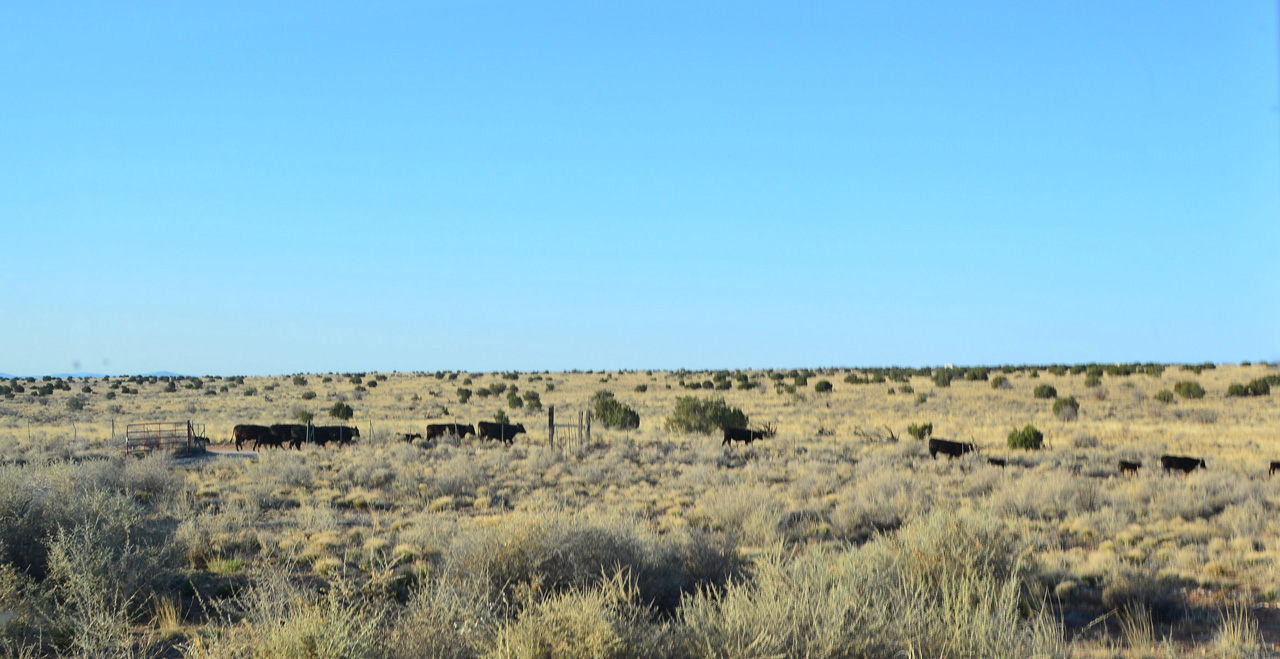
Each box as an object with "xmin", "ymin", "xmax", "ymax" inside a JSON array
[
  {"xmin": 578, "ymin": 411, "xmax": 583, "ymax": 452},
  {"xmin": 548, "ymin": 405, "xmax": 555, "ymax": 449},
  {"xmin": 585, "ymin": 410, "xmax": 592, "ymax": 446}
]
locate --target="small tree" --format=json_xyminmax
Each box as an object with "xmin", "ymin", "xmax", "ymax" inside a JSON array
[
  {"xmin": 1154, "ymin": 389, "xmax": 1175, "ymax": 404},
  {"xmin": 494, "ymin": 410, "xmax": 510, "ymax": 424},
  {"xmin": 292, "ymin": 375, "xmax": 307, "ymax": 386},
  {"xmin": 1007, "ymin": 424, "xmax": 1044, "ymax": 450},
  {"xmin": 329, "ymin": 401, "xmax": 354, "ymax": 420},
  {"xmin": 990, "ymin": 376, "xmax": 1008, "ymax": 390},
  {"xmin": 813, "ymin": 380, "xmax": 833, "ymax": 393}
]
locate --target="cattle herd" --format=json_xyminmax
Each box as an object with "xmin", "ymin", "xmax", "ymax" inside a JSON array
[
  {"xmin": 231, "ymin": 423, "xmax": 359, "ymax": 451},
  {"xmin": 229, "ymin": 420, "xmax": 530, "ymax": 451},
  {"xmin": 408, "ymin": 422, "xmax": 528, "ymax": 444},
  {"xmin": 231, "ymin": 420, "xmax": 1269, "ymax": 477},
  {"xmin": 922, "ymin": 436, "xmax": 1221, "ymax": 476}
]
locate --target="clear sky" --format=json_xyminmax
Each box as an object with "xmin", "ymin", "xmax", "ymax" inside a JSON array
[{"xmin": 2, "ymin": 2, "xmax": 1277, "ymax": 376}]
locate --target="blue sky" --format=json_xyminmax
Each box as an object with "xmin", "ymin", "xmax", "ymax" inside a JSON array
[{"xmin": 2, "ymin": 2, "xmax": 1277, "ymax": 376}]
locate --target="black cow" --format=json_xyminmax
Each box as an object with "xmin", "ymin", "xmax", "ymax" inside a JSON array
[
  {"xmin": 1270, "ymin": 461, "xmax": 1280, "ymax": 476},
  {"xmin": 1119, "ymin": 460, "xmax": 1141, "ymax": 475},
  {"xmin": 314, "ymin": 425, "xmax": 360, "ymax": 447},
  {"xmin": 271, "ymin": 424, "xmax": 307, "ymax": 450},
  {"xmin": 476, "ymin": 421, "xmax": 526, "ymax": 444},
  {"xmin": 426, "ymin": 423, "xmax": 476, "ymax": 440},
  {"xmin": 722, "ymin": 423, "xmax": 776, "ymax": 447},
  {"xmin": 232, "ymin": 424, "xmax": 272, "ymax": 451},
  {"xmin": 400, "ymin": 432, "xmax": 424, "ymax": 443},
  {"xmin": 928, "ymin": 438, "xmax": 975, "ymax": 460},
  {"xmin": 986, "ymin": 457, "xmax": 1007, "ymax": 468},
  {"xmin": 1160, "ymin": 454, "xmax": 1205, "ymax": 474}
]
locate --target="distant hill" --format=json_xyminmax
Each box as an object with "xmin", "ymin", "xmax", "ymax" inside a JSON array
[{"xmin": 0, "ymin": 371, "xmax": 183, "ymax": 379}]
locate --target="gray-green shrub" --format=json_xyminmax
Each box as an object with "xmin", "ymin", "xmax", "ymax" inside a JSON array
[
  {"xmin": 1053, "ymin": 396, "xmax": 1080, "ymax": 421},
  {"xmin": 664, "ymin": 397, "xmax": 747, "ymax": 435},
  {"xmin": 593, "ymin": 391, "xmax": 640, "ymax": 430},
  {"xmin": 1174, "ymin": 380, "xmax": 1205, "ymax": 399},
  {"xmin": 1007, "ymin": 424, "xmax": 1045, "ymax": 450},
  {"xmin": 907, "ymin": 422, "xmax": 933, "ymax": 441},
  {"xmin": 1033, "ymin": 384, "xmax": 1057, "ymax": 399},
  {"xmin": 329, "ymin": 401, "xmax": 355, "ymax": 419}
]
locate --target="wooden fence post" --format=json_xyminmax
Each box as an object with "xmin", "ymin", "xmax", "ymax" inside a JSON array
[{"xmin": 585, "ymin": 410, "xmax": 592, "ymax": 446}]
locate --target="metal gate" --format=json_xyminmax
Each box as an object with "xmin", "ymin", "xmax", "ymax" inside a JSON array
[
  {"xmin": 547, "ymin": 405, "xmax": 591, "ymax": 453},
  {"xmin": 125, "ymin": 421, "xmax": 197, "ymax": 456}
]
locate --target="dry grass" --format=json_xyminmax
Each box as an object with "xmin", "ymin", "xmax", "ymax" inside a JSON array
[{"xmin": 0, "ymin": 363, "xmax": 1277, "ymax": 656}]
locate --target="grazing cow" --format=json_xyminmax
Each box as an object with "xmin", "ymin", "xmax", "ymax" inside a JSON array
[
  {"xmin": 313, "ymin": 425, "xmax": 360, "ymax": 447},
  {"xmin": 270, "ymin": 424, "xmax": 307, "ymax": 450},
  {"xmin": 425, "ymin": 423, "xmax": 476, "ymax": 440},
  {"xmin": 722, "ymin": 423, "xmax": 777, "ymax": 447},
  {"xmin": 986, "ymin": 457, "xmax": 1007, "ymax": 468},
  {"xmin": 1160, "ymin": 454, "xmax": 1205, "ymax": 474},
  {"xmin": 476, "ymin": 421, "xmax": 526, "ymax": 444},
  {"xmin": 928, "ymin": 438, "xmax": 975, "ymax": 460},
  {"xmin": 400, "ymin": 432, "xmax": 424, "ymax": 443},
  {"xmin": 1271, "ymin": 461, "xmax": 1280, "ymax": 477},
  {"xmin": 1119, "ymin": 460, "xmax": 1141, "ymax": 475},
  {"xmin": 232, "ymin": 424, "xmax": 272, "ymax": 452}
]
